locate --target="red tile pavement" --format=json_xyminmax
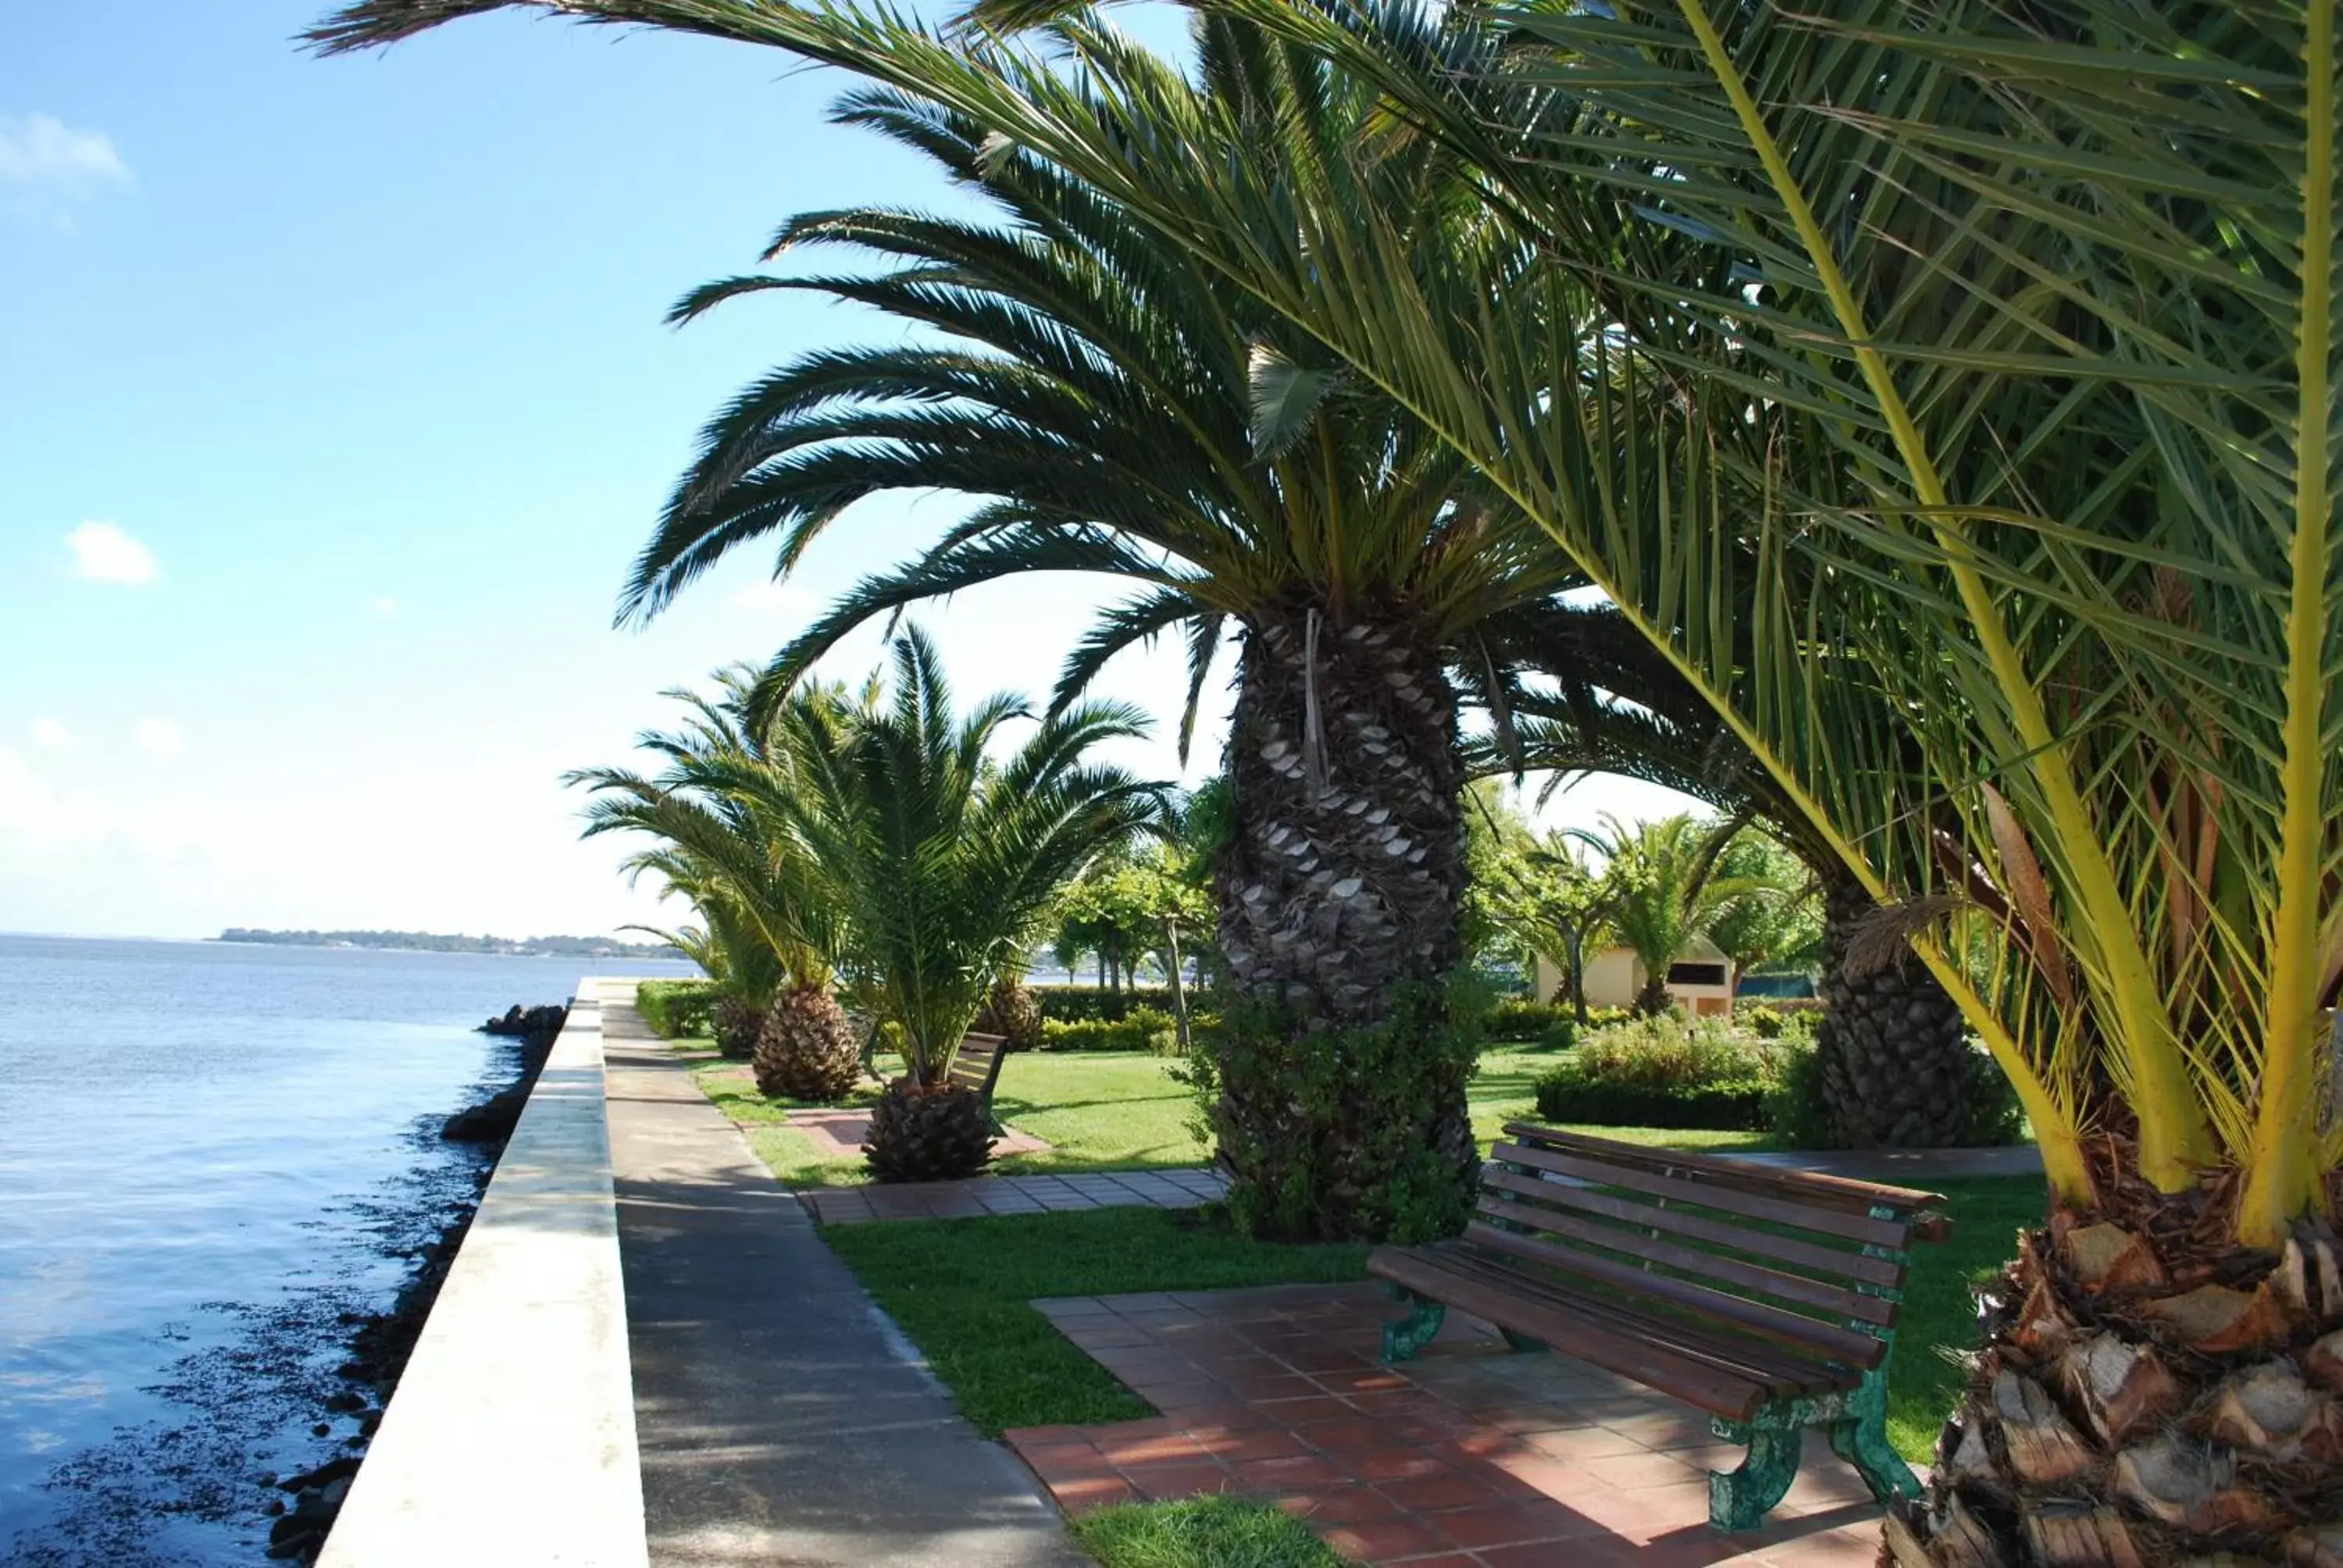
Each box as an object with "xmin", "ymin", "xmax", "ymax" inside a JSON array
[
  {"xmin": 1003, "ymin": 1283, "xmax": 1903, "ymax": 1566},
  {"xmin": 799, "ymin": 1166, "xmax": 1229, "ymax": 1224}
]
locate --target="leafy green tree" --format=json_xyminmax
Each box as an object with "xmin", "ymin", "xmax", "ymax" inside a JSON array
[
  {"xmin": 1054, "ymin": 843, "xmax": 1211, "ymax": 1004},
  {"xmin": 1700, "ymin": 833, "xmax": 1821, "ymax": 1002}
]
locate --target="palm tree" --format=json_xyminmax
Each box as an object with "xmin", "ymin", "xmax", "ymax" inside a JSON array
[
  {"xmin": 569, "ymin": 668, "xmax": 862, "ymax": 1093},
  {"xmin": 760, "ymin": 625, "xmax": 1164, "ymax": 1178},
  {"xmin": 1572, "ymin": 813, "xmax": 1751, "ymax": 1016},
  {"xmin": 1476, "ymin": 602, "xmax": 1982, "ymax": 1147},
  {"xmin": 748, "ymin": 1, "xmax": 2343, "ymax": 1553},
  {"xmin": 309, "ymin": 1, "xmax": 1586, "ymax": 1235},
  {"xmin": 313, "ymin": 0, "xmax": 2343, "ymax": 1544}
]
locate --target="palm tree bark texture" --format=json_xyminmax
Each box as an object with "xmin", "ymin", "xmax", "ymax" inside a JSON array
[
  {"xmin": 1212, "ymin": 609, "xmax": 1478, "ymax": 1231},
  {"xmin": 1813, "ymin": 874, "xmax": 1978, "ymax": 1149}
]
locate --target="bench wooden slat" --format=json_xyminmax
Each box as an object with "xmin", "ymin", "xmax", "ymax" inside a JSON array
[
  {"xmin": 1502, "ymin": 1123, "xmax": 1948, "ymax": 1218},
  {"xmin": 1460, "ymin": 1219, "xmax": 1888, "ymax": 1369},
  {"xmin": 1418, "ymin": 1242, "xmax": 1856, "ymax": 1399},
  {"xmin": 1477, "ymin": 1177, "xmax": 1897, "ymax": 1327},
  {"xmin": 1371, "ymin": 1246, "xmax": 1782, "ymax": 1423},
  {"xmin": 947, "ymin": 1032, "xmax": 1009, "ymax": 1099},
  {"xmin": 1479, "ymin": 1164, "xmax": 1906, "ymax": 1288},
  {"xmin": 1492, "ymin": 1140, "xmax": 1913, "ymax": 1249}
]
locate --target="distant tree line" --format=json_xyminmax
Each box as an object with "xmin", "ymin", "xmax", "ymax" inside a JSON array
[{"xmin": 216, "ymin": 928, "xmax": 683, "ymax": 959}]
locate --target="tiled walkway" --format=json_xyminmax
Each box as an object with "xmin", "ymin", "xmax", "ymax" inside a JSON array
[
  {"xmin": 1004, "ymin": 1284, "xmax": 1894, "ymax": 1567},
  {"xmin": 799, "ymin": 1166, "xmax": 1229, "ymax": 1224}
]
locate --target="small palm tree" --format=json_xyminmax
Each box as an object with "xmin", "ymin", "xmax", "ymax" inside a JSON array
[
  {"xmin": 760, "ymin": 625, "xmax": 1164, "ymax": 1178},
  {"xmin": 570, "ymin": 669, "xmax": 861, "ymax": 1090},
  {"xmin": 1573, "ymin": 814, "xmax": 1751, "ymax": 1016}
]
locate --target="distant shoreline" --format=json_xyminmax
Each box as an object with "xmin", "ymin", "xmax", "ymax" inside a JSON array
[{"xmin": 214, "ymin": 928, "xmax": 685, "ymax": 961}]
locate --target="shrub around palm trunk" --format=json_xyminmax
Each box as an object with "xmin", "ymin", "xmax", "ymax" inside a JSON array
[{"xmin": 755, "ymin": 627, "xmax": 1163, "ymax": 1178}]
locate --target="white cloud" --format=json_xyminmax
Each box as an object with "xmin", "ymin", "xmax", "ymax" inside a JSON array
[
  {"xmin": 28, "ymin": 718, "xmax": 77, "ymax": 749},
  {"xmin": 371, "ymin": 596, "xmax": 398, "ymax": 619},
  {"xmin": 131, "ymin": 719, "xmax": 183, "ymax": 755},
  {"xmin": 0, "ymin": 114, "xmax": 129, "ymax": 224},
  {"xmin": 65, "ymin": 521, "xmax": 159, "ymax": 585}
]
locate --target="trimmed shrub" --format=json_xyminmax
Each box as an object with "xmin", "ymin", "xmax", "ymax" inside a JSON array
[
  {"xmin": 1536, "ymin": 1017, "xmax": 1578, "ymax": 1053},
  {"xmin": 1482, "ymin": 997, "xmax": 1568, "ymax": 1042},
  {"xmin": 1533, "ymin": 1064, "xmax": 1774, "ymax": 1130},
  {"xmin": 1739, "ymin": 1004, "xmax": 1821, "ymax": 1044},
  {"xmin": 1032, "ymin": 985, "xmax": 1180, "ymax": 1022},
  {"xmin": 637, "ymin": 979, "xmax": 720, "ymax": 1039},
  {"xmin": 1532, "ymin": 1015, "xmax": 1783, "ymax": 1131},
  {"xmin": 1761, "ymin": 1042, "xmax": 1838, "ymax": 1148},
  {"xmin": 1040, "ymin": 1006, "xmax": 1193, "ymax": 1053}
]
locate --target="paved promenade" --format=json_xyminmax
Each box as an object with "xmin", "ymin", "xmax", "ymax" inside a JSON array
[
  {"xmin": 597, "ymin": 984, "xmax": 1087, "ymax": 1568},
  {"xmin": 801, "ymin": 1165, "xmax": 1228, "ymax": 1225}
]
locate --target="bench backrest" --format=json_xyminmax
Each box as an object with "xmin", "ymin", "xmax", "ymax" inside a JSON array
[
  {"xmin": 947, "ymin": 1032, "xmax": 1011, "ymax": 1104},
  {"xmin": 1475, "ymin": 1123, "xmax": 1949, "ymax": 1372}
]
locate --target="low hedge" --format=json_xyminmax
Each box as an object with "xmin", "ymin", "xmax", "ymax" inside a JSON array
[
  {"xmin": 1031, "ymin": 985, "xmax": 1182, "ymax": 1022},
  {"xmin": 1532, "ymin": 1063, "xmax": 1774, "ymax": 1130},
  {"xmin": 1040, "ymin": 1006, "xmax": 1204, "ymax": 1053},
  {"xmin": 637, "ymin": 979, "xmax": 721, "ymax": 1039}
]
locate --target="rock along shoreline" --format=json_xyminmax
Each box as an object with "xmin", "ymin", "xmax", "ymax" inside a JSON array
[{"xmin": 259, "ymin": 1002, "xmax": 567, "ymax": 1563}]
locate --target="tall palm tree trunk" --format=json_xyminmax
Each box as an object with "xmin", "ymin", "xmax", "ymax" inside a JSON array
[
  {"xmin": 1209, "ymin": 610, "xmax": 1478, "ymax": 1238},
  {"xmin": 1814, "ymin": 874, "xmax": 1977, "ymax": 1148}
]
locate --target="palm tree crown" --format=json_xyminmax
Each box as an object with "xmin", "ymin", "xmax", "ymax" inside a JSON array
[{"xmin": 763, "ymin": 624, "xmax": 1164, "ymax": 1078}]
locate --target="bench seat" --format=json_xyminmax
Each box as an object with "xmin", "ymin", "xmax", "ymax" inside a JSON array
[{"xmin": 1368, "ymin": 1123, "xmax": 1951, "ymax": 1531}]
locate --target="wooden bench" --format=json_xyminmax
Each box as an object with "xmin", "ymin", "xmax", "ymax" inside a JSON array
[
  {"xmin": 1370, "ymin": 1123, "xmax": 1949, "ymax": 1531},
  {"xmin": 947, "ymin": 1031, "xmax": 1012, "ymax": 1126}
]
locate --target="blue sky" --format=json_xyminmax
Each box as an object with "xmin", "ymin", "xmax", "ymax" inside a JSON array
[{"xmin": 1, "ymin": 2, "xmax": 1690, "ymax": 941}]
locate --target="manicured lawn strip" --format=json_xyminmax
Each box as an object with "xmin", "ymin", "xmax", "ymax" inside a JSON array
[
  {"xmin": 821, "ymin": 1180, "xmax": 2045, "ymax": 1463},
  {"xmin": 1074, "ymin": 1497, "xmax": 1345, "ymax": 1568},
  {"xmin": 1885, "ymin": 1174, "xmax": 2045, "ymax": 1461},
  {"xmin": 990, "ymin": 1053, "xmax": 1211, "ymax": 1173},
  {"xmin": 697, "ymin": 1039, "xmax": 1780, "ymax": 1187},
  {"xmin": 819, "ymin": 1207, "xmax": 1367, "ymax": 1436}
]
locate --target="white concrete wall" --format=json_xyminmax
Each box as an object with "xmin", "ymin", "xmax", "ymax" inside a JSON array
[{"xmin": 318, "ymin": 981, "xmax": 647, "ymax": 1568}]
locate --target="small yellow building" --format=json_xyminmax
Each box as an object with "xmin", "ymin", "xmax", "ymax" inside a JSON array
[{"xmin": 1532, "ymin": 935, "xmax": 1737, "ymax": 1017}]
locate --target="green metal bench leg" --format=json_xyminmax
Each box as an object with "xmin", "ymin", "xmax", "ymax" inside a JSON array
[
  {"xmin": 1499, "ymin": 1329, "xmax": 1547, "ymax": 1353},
  {"xmin": 1378, "ymin": 1285, "xmax": 1445, "ymax": 1363},
  {"xmin": 1829, "ymin": 1363, "xmax": 1920, "ymax": 1504},
  {"xmin": 1707, "ymin": 1420, "xmax": 1803, "ymax": 1531}
]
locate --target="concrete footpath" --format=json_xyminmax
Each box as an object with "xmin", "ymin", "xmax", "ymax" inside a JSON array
[{"xmin": 597, "ymin": 983, "xmax": 1089, "ymax": 1567}]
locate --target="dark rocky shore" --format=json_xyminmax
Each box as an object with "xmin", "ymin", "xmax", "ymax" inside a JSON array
[{"xmin": 12, "ymin": 1003, "xmax": 566, "ymax": 1568}]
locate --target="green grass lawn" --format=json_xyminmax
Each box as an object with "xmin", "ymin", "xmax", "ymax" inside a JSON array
[
  {"xmin": 1075, "ymin": 1497, "xmax": 1344, "ymax": 1568},
  {"xmin": 686, "ymin": 1037, "xmax": 1784, "ymax": 1187},
  {"xmin": 822, "ymin": 1206, "xmax": 1367, "ymax": 1435},
  {"xmin": 819, "ymin": 1179, "xmax": 2042, "ymax": 1465}
]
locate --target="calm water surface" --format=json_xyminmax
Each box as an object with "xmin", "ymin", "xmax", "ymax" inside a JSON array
[{"xmin": 0, "ymin": 935, "xmax": 695, "ymax": 1564}]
